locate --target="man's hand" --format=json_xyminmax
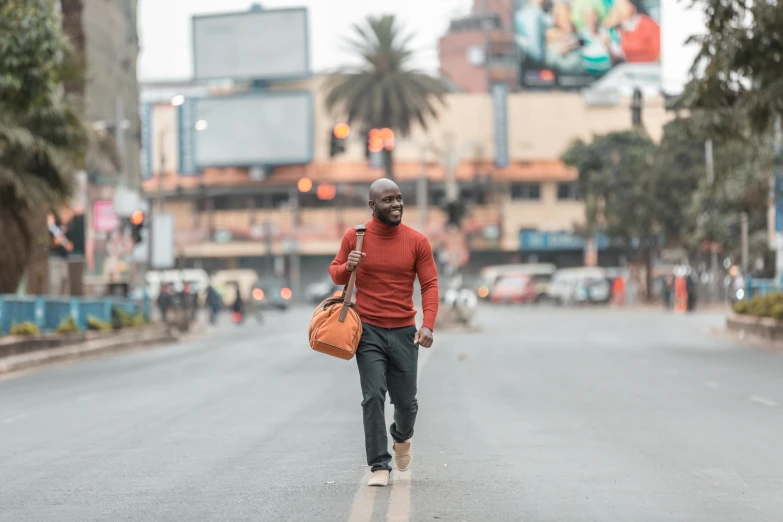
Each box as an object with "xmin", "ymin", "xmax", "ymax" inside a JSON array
[
  {"xmin": 413, "ymin": 327, "xmax": 433, "ymax": 348},
  {"xmin": 346, "ymin": 250, "xmax": 366, "ymax": 272}
]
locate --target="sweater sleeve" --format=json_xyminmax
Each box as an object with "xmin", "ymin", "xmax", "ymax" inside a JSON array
[
  {"xmin": 329, "ymin": 230, "xmax": 354, "ymax": 285},
  {"xmin": 415, "ymin": 236, "xmax": 439, "ymax": 331}
]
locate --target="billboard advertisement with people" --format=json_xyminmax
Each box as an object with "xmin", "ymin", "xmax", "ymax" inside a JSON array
[{"xmin": 513, "ymin": 0, "xmax": 660, "ymax": 90}]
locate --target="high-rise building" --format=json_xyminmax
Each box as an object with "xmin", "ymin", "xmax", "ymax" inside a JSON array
[{"xmin": 439, "ymin": 0, "xmax": 516, "ymax": 93}]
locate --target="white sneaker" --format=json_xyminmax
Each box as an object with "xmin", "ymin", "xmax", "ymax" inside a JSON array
[
  {"xmin": 368, "ymin": 469, "xmax": 390, "ymax": 487},
  {"xmin": 393, "ymin": 440, "xmax": 412, "ymax": 472}
]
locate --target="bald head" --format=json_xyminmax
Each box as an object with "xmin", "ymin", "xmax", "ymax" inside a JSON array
[
  {"xmin": 369, "ymin": 178, "xmax": 399, "ymax": 201},
  {"xmin": 368, "ymin": 178, "xmax": 404, "ymax": 226}
]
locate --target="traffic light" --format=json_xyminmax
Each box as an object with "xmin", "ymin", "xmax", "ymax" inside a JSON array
[
  {"xmin": 330, "ymin": 123, "xmax": 350, "ymax": 157},
  {"xmin": 129, "ymin": 210, "xmax": 144, "ymax": 244},
  {"xmin": 365, "ymin": 128, "xmax": 395, "ymax": 158}
]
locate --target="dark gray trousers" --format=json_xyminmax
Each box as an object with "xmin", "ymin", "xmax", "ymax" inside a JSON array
[{"xmin": 356, "ymin": 323, "xmax": 419, "ymax": 472}]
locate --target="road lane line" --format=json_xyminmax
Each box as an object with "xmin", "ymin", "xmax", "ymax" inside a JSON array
[
  {"xmin": 750, "ymin": 395, "xmax": 777, "ymax": 407},
  {"xmin": 347, "ymin": 473, "xmax": 379, "ymax": 522},
  {"xmin": 702, "ymin": 380, "xmax": 720, "ymax": 389},
  {"xmin": 347, "ymin": 344, "xmax": 436, "ymax": 522},
  {"xmin": 2, "ymin": 413, "xmax": 30, "ymax": 425},
  {"xmin": 386, "ymin": 469, "xmax": 412, "ymax": 522}
]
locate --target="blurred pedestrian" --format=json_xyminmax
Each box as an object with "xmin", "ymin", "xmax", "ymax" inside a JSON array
[
  {"xmin": 686, "ymin": 270, "xmax": 697, "ymax": 312},
  {"xmin": 663, "ymin": 274, "xmax": 674, "ymax": 310},
  {"xmin": 205, "ymin": 284, "xmax": 222, "ymax": 325},
  {"xmin": 329, "ymin": 178, "xmax": 439, "ymax": 488},
  {"xmin": 231, "ymin": 285, "xmax": 244, "ymax": 324},
  {"xmin": 157, "ymin": 283, "xmax": 172, "ymax": 323}
]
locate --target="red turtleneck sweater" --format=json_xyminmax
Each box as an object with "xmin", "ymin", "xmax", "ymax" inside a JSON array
[{"xmin": 329, "ymin": 216, "xmax": 439, "ymax": 331}]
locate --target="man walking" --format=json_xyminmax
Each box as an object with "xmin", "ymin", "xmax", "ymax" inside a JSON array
[{"xmin": 329, "ymin": 178, "xmax": 439, "ymax": 487}]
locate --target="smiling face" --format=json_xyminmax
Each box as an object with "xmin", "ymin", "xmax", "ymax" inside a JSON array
[{"xmin": 369, "ymin": 183, "xmax": 404, "ymax": 226}]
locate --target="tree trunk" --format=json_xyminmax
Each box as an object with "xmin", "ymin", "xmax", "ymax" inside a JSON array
[
  {"xmin": 644, "ymin": 244, "xmax": 655, "ymax": 302},
  {"xmin": 0, "ymin": 209, "xmax": 32, "ymax": 294},
  {"xmin": 383, "ymin": 147, "xmax": 394, "ymax": 180},
  {"xmin": 25, "ymin": 211, "xmax": 51, "ymax": 295}
]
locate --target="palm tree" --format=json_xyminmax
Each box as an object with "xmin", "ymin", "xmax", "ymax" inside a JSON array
[
  {"xmin": 0, "ymin": 98, "xmax": 88, "ymax": 293},
  {"xmin": 0, "ymin": 0, "xmax": 89, "ymax": 294},
  {"xmin": 324, "ymin": 15, "xmax": 447, "ymax": 180}
]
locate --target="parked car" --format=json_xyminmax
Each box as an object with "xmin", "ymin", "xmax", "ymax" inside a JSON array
[
  {"xmin": 546, "ymin": 267, "xmax": 611, "ymax": 305},
  {"xmin": 475, "ymin": 263, "xmax": 556, "ymax": 301},
  {"xmin": 252, "ymin": 280, "xmax": 293, "ymax": 311},
  {"xmin": 305, "ymin": 278, "xmax": 342, "ymax": 304},
  {"xmin": 490, "ymin": 274, "xmax": 538, "ymax": 304}
]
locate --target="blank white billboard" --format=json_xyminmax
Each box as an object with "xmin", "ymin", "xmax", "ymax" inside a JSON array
[
  {"xmin": 193, "ymin": 7, "xmax": 309, "ymax": 82},
  {"xmin": 193, "ymin": 91, "xmax": 313, "ymax": 167}
]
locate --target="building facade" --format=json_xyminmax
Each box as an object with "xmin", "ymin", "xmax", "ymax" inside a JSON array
[
  {"xmin": 140, "ymin": 74, "xmax": 673, "ymax": 292},
  {"xmin": 59, "ymin": 0, "xmax": 142, "ymax": 294},
  {"xmin": 439, "ymin": 0, "xmax": 516, "ymax": 93}
]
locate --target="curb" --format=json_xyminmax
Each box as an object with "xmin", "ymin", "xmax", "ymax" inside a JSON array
[
  {"xmin": 722, "ymin": 313, "xmax": 783, "ymax": 352},
  {"xmin": 0, "ymin": 326, "xmax": 184, "ymax": 376}
]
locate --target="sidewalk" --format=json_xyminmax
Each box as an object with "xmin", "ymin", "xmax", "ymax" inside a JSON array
[{"xmin": 0, "ymin": 321, "xmax": 205, "ymax": 377}]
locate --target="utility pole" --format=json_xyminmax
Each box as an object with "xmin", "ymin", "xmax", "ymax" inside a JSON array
[
  {"xmin": 705, "ymin": 139, "xmax": 714, "ymax": 185},
  {"xmin": 741, "ymin": 211, "xmax": 749, "ymax": 275},
  {"xmin": 481, "ymin": 0, "xmax": 492, "ymax": 93},
  {"xmin": 775, "ymin": 115, "xmax": 783, "ymax": 282},
  {"xmin": 417, "ymin": 144, "xmax": 428, "ymax": 233},
  {"xmin": 705, "ymin": 137, "xmax": 719, "ymax": 301},
  {"xmin": 289, "ymin": 187, "xmax": 301, "ymax": 302},
  {"xmin": 156, "ymin": 128, "xmax": 166, "ymax": 214},
  {"xmin": 115, "ymin": 96, "xmax": 126, "ymax": 186}
]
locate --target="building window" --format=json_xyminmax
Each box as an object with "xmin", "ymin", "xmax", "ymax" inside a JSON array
[
  {"xmin": 557, "ymin": 182, "xmax": 580, "ymax": 201},
  {"xmin": 510, "ymin": 183, "xmax": 541, "ymax": 201}
]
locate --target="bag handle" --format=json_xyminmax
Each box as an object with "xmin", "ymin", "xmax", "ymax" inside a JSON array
[{"xmin": 339, "ymin": 224, "xmax": 367, "ymax": 322}]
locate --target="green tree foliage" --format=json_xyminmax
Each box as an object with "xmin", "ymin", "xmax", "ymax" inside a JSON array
[
  {"xmin": 0, "ymin": 0, "xmax": 88, "ymax": 293},
  {"xmin": 562, "ymin": 130, "xmax": 659, "ymax": 243},
  {"xmin": 684, "ymin": 0, "xmax": 783, "ymax": 135},
  {"xmin": 324, "ymin": 15, "xmax": 446, "ymax": 179},
  {"xmin": 563, "ymin": 130, "xmax": 662, "ymax": 297},
  {"xmin": 563, "ymin": 112, "xmax": 773, "ymax": 294}
]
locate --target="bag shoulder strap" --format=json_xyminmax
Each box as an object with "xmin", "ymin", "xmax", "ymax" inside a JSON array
[{"xmin": 339, "ymin": 224, "xmax": 367, "ymax": 322}]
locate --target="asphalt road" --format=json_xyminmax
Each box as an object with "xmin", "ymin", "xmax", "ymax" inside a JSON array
[{"xmin": 1, "ymin": 304, "xmax": 782, "ymax": 522}]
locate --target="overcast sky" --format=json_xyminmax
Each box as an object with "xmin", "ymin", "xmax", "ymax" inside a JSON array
[{"xmin": 137, "ymin": 0, "xmax": 705, "ymax": 93}]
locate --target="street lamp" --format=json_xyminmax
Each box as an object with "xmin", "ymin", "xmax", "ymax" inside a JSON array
[{"xmin": 171, "ymin": 95, "xmax": 185, "ymax": 107}]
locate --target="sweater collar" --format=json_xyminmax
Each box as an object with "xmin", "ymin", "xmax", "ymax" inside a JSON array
[{"xmin": 367, "ymin": 214, "xmax": 401, "ymax": 237}]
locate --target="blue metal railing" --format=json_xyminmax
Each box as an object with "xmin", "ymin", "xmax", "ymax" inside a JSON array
[
  {"xmin": 0, "ymin": 295, "xmax": 151, "ymax": 334},
  {"xmin": 745, "ymin": 278, "xmax": 783, "ymax": 299}
]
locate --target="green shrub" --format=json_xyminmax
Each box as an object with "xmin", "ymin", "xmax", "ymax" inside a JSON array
[
  {"xmin": 131, "ymin": 313, "xmax": 146, "ymax": 327},
  {"xmin": 87, "ymin": 316, "xmax": 112, "ymax": 331},
  {"xmin": 111, "ymin": 306, "xmax": 135, "ymax": 329},
  {"xmin": 56, "ymin": 316, "xmax": 80, "ymax": 334},
  {"xmin": 733, "ymin": 300, "xmax": 749, "ymax": 315},
  {"xmin": 10, "ymin": 322, "xmax": 39, "ymax": 336},
  {"xmin": 739, "ymin": 292, "xmax": 783, "ymax": 320},
  {"xmin": 748, "ymin": 294, "xmax": 773, "ymax": 318}
]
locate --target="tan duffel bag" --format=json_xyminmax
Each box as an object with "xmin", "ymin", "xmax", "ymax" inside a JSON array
[{"xmin": 308, "ymin": 224, "xmax": 366, "ymax": 360}]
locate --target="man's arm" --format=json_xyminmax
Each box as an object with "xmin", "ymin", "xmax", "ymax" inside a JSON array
[
  {"xmin": 329, "ymin": 231, "xmax": 354, "ymax": 285},
  {"xmin": 415, "ymin": 236, "xmax": 439, "ymax": 331}
]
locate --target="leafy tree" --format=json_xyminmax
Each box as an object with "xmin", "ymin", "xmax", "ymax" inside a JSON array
[
  {"xmin": 324, "ymin": 15, "xmax": 446, "ymax": 180},
  {"xmin": 684, "ymin": 0, "xmax": 783, "ymax": 134},
  {"xmin": 563, "ymin": 130, "xmax": 665, "ymax": 299},
  {"xmin": 0, "ymin": 0, "xmax": 88, "ymax": 293}
]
